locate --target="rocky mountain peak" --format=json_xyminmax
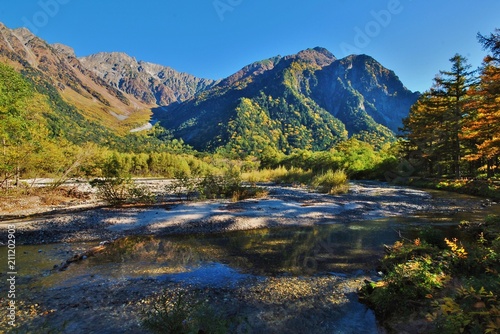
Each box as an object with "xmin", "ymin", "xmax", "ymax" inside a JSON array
[
  {"xmin": 51, "ymin": 43, "xmax": 76, "ymax": 58},
  {"xmin": 12, "ymin": 27, "xmax": 37, "ymax": 43},
  {"xmin": 80, "ymin": 52, "xmax": 218, "ymax": 106},
  {"xmin": 156, "ymin": 48, "xmax": 419, "ymax": 152},
  {"xmin": 290, "ymin": 47, "xmax": 337, "ymax": 67}
]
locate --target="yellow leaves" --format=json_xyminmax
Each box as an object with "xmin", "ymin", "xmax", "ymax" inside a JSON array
[
  {"xmin": 392, "ymin": 240, "xmax": 404, "ymax": 252},
  {"xmin": 445, "ymin": 238, "xmax": 468, "ymax": 259},
  {"xmin": 440, "ymin": 297, "xmax": 462, "ymax": 314}
]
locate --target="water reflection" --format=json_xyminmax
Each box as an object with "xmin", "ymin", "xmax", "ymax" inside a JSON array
[
  {"xmin": 42, "ymin": 215, "xmax": 461, "ymax": 285},
  {"xmin": 1, "ymin": 209, "xmax": 484, "ymax": 295}
]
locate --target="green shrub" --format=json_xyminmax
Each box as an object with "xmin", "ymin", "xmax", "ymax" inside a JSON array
[
  {"xmin": 89, "ymin": 176, "xmax": 155, "ymax": 205},
  {"xmin": 89, "ymin": 157, "xmax": 155, "ymax": 205},
  {"xmin": 361, "ymin": 216, "xmax": 500, "ymax": 333},
  {"xmin": 430, "ymin": 286, "xmax": 500, "ymax": 334},
  {"xmin": 167, "ymin": 167, "xmax": 268, "ymax": 202},
  {"xmin": 165, "ymin": 170, "xmax": 200, "ymax": 200},
  {"xmin": 362, "ymin": 254, "xmax": 447, "ymax": 317}
]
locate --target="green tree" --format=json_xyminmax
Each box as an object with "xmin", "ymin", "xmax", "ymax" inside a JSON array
[
  {"xmin": 433, "ymin": 54, "xmax": 476, "ymax": 177},
  {"xmin": 402, "ymin": 91, "xmax": 451, "ymax": 176},
  {"xmin": 403, "ymin": 55, "xmax": 476, "ymax": 177},
  {"xmin": 0, "ymin": 64, "xmax": 51, "ymax": 187}
]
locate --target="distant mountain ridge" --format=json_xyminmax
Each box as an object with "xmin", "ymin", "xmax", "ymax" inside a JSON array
[
  {"xmin": 0, "ymin": 22, "xmax": 419, "ymax": 155},
  {"xmin": 0, "ymin": 23, "xmax": 152, "ymax": 133},
  {"xmin": 80, "ymin": 52, "xmax": 218, "ymax": 106},
  {"xmin": 312, "ymin": 54, "xmax": 419, "ymax": 135},
  {"xmin": 154, "ymin": 47, "xmax": 419, "ymax": 153}
]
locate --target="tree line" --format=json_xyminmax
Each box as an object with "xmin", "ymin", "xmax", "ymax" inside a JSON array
[{"xmin": 402, "ymin": 29, "xmax": 500, "ymax": 179}]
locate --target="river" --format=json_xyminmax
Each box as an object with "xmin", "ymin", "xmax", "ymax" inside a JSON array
[{"xmin": 1, "ymin": 182, "xmax": 498, "ymax": 333}]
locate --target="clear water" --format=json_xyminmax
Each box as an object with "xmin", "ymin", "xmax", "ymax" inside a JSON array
[
  {"xmin": 1, "ymin": 186, "xmax": 498, "ymax": 333},
  {"xmin": 12, "ymin": 213, "xmax": 474, "ymax": 291}
]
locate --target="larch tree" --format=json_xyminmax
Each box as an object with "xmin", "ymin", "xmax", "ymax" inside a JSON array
[
  {"xmin": 0, "ymin": 63, "xmax": 61, "ymax": 187},
  {"xmin": 402, "ymin": 55, "xmax": 475, "ymax": 177},
  {"xmin": 463, "ymin": 29, "xmax": 500, "ymax": 177}
]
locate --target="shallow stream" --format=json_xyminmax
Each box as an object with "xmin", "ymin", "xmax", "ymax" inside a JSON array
[{"xmin": 2, "ymin": 184, "xmax": 499, "ymax": 333}]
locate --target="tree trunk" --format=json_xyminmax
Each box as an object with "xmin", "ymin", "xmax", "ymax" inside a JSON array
[
  {"xmin": 14, "ymin": 165, "xmax": 19, "ymax": 186},
  {"xmin": 487, "ymin": 159, "xmax": 493, "ymax": 179}
]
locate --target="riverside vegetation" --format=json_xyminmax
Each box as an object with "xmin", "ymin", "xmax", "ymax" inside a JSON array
[{"xmin": 360, "ymin": 215, "xmax": 500, "ymax": 333}]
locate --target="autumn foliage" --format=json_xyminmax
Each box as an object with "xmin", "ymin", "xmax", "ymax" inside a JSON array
[{"xmin": 403, "ymin": 29, "xmax": 500, "ymax": 178}]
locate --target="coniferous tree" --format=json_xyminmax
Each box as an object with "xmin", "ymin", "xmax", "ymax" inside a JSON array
[
  {"xmin": 402, "ymin": 92, "xmax": 449, "ymax": 175},
  {"xmin": 433, "ymin": 54, "xmax": 476, "ymax": 178},
  {"xmin": 463, "ymin": 30, "xmax": 500, "ymax": 177},
  {"xmin": 404, "ymin": 54, "xmax": 475, "ymax": 178}
]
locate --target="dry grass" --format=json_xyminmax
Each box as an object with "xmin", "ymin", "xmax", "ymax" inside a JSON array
[
  {"xmin": 311, "ymin": 170, "xmax": 349, "ymax": 194},
  {"xmin": 231, "ymin": 187, "xmax": 269, "ymax": 202},
  {"xmin": 0, "ymin": 186, "xmax": 91, "ymax": 214},
  {"xmin": 60, "ymin": 89, "xmax": 153, "ymax": 134},
  {"xmin": 242, "ymin": 166, "xmax": 313, "ymax": 185}
]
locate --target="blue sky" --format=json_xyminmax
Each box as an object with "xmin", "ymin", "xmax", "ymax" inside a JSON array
[{"xmin": 0, "ymin": 0, "xmax": 499, "ymax": 92}]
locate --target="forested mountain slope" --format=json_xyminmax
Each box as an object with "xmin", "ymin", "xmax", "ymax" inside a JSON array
[{"xmin": 154, "ymin": 47, "xmax": 419, "ymax": 154}]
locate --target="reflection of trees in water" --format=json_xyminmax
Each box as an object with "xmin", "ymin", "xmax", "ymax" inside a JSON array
[
  {"xmin": 93, "ymin": 236, "xmax": 206, "ymax": 268},
  {"xmin": 181, "ymin": 225, "xmax": 391, "ymax": 275},
  {"xmin": 89, "ymin": 222, "xmax": 409, "ymax": 276},
  {"xmin": 285, "ymin": 226, "xmax": 383, "ymax": 274}
]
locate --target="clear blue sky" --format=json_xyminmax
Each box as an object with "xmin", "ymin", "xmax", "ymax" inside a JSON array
[{"xmin": 0, "ymin": 0, "xmax": 498, "ymax": 92}]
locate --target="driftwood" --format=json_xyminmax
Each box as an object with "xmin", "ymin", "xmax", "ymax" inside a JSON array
[{"xmin": 57, "ymin": 241, "xmax": 111, "ymax": 271}]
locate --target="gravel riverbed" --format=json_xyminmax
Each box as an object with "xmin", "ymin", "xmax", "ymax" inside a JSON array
[
  {"xmin": 0, "ymin": 181, "xmax": 494, "ymax": 333},
  {"xmin": 1, "ymin": 181, "xmax": 454, "ymax": 245}
]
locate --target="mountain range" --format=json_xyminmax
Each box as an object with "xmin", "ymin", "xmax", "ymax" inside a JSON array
[
  {"xmin": 0, "ymin": 22, "xmax": 419, "ymax": 154},
  {"xmin": 156, "ymin": 48, "xmax": 419, "ymax": 153},
  {"xmin": 80, "ymin": 52, "xmax": 218, "ymax": 107}
]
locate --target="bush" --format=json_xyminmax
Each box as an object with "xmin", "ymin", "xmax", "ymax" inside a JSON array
[
  {"xmin": 89, "ymin": 177, "xmax": 155, "ymax": 205},
  {"xmin": 141, "ymin": 291, "xmax": 196, "ymax": 334},
  {"xmin": 165, "ymin": 170, "xmax": 200, "ymax": 200},
  {"xmin": 360, "ymin": 239, "xmax": 448, "ymax": 317},
  {"xmin": 141, "ymin": 290, "xmax": 233, "ymax": 334},
  {"xmin": 430, "ymin": 286, "xmax": 500, "ymax": 334},
  {"xmin": 310, "ymin": 169, "xmax": 349, "ymax": 194},
  {"xmin": 361, "ymin": 216, "xmax": 500, "ymax": 333},
  {"xmin": 197, "ymin": 168, "xmax": 241, "ymax": 200},
  {"xmin": 166, "ymin": 167, "xmax": 268, "ymax": 202}
]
